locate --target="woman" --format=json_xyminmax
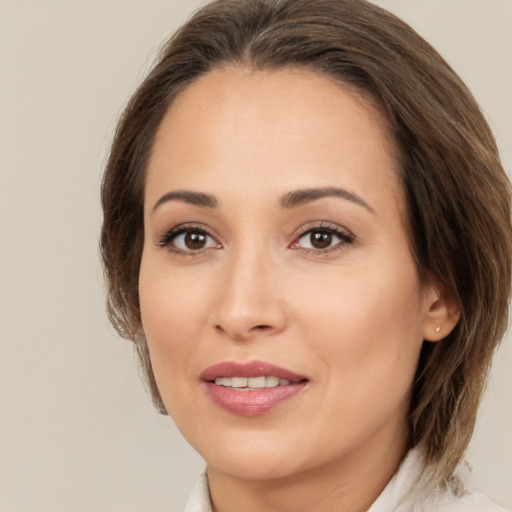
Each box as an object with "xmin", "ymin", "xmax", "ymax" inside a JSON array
[{"xmin": 100, "ymin": 0, "xmax": 511, "ymax": 510}]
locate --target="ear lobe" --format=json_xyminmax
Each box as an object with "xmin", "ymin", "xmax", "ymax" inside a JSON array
[{"xmin": 422, "ymin": 286, "xmax": 461, "ymax": 342}]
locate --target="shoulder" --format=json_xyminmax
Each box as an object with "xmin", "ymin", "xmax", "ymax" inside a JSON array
[
  {"xmin": 426, "ymin": 459, "xmax": 510, "ymax": 512},
  {"xmin": 427, "ymin": 485, "xmax": 510, "ymax": 512},
  {"xmin": 417, "ymin": 466, "xmax": 510, "ymax": 512},
  {"xmin": 376, "ymin": 447, "xmax": 510, "ymax": 512}
]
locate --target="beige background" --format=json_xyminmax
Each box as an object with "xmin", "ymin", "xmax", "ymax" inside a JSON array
[{"xmin": 0, "ymin": 1, "xmax": 510, "ymax": 510}]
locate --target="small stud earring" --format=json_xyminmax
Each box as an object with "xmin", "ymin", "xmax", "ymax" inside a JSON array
[{"xmin": 435, "ymin": 326, "xmax": 441, "ymax": 333}]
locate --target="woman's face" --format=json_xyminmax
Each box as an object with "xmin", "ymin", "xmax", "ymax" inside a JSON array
[{"xmin": 139, "ymin": 67, "xmax": 439, "ymax": 482}]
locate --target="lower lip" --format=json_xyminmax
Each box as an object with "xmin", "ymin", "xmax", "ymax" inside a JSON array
[{"xmin": 204, "ymin": 382, "xmax": 306, "ymax": 416}]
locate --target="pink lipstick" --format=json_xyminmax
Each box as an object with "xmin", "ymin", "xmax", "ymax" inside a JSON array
[{"xmin": 201, "ymin": 361, "xmax": 308, "ymax": 416}]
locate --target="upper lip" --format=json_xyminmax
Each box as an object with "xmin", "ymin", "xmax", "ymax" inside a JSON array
[{"xmin": 200, "ymin": 360, "xmax": 308, "ymax": 383}]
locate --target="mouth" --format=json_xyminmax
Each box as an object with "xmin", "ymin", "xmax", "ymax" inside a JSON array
[
  {"xmin": 213, "ymin": 376, "xmax": 293, "ymax": 389},
  {"xmin": 200, "ymin": 360, "xmax": 308, "ymax": 416}
]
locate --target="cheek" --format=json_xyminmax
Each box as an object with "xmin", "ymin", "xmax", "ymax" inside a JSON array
[
  {"xmin": 292, "ymin": 256, "xmax": 426, "ymax": 398},
  {"xmin": 288, "ymin": 265, "xmax": 425, "ymax": 453},
  {"xmin": 138, "ymin": 258, "xmax": 212, "ymax": 394},
  {"xmin": 293, "ymin": 254, "xmax": 425, "ymax": 339},
  {"xmin": 139, "ymin": 252, "xmax": 212, "ymax": 334}
]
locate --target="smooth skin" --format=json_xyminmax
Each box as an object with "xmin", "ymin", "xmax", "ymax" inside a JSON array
[{"xmin": 139, "ymin": 67, "xmax": 460, "ymax": 512}]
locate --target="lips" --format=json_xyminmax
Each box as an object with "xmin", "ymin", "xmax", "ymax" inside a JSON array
[{"xmin": 200, "ymin": 360, "xmax": 308, "ymax": 416}]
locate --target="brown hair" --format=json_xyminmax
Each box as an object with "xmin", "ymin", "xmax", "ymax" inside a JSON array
[{"xmin": 100, "ymin": 0, "xmax": 512, "ymax": 488}]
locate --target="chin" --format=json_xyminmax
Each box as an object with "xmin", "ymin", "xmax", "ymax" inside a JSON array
[
  {"xmin": 188, "ymin": 431, "xmax": 307, "ymax": 482},
  {"xmin": 206, "ymin": 453, "xmax": 302, "ymax": 482}
]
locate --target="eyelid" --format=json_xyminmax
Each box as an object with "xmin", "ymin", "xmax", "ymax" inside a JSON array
[
  {"xmin": 154, "ymin": 220, "xmax": 353, "ymax": 255},
  {"xmin": 154, "ymin": 223, "xmax": 221, "ymax": 253},
  {"xmin": 290, "ymin": 221, "xmax": 355, "ymax": 252},
  {"xmin": 293, "ymin": 220, "xmax": 353, "ymax": 239}
]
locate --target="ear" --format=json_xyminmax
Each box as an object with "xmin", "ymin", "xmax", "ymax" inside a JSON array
[{"xmin": 422, "ymin": 285, "xmax": 461, "ymax": 342}]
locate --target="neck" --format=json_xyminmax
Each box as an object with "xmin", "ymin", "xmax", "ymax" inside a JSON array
[{"xmin": 207, "ymin": 423, "xmax": 409, "ymax": 512}]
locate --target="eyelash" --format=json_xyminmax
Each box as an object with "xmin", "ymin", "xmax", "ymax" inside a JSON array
[
  {"xmin": 155, "ymin": 224, "xmax": 219, "ymax": 255},
  {"xmin": 291, "ymin": 222, "xmax": 354, "ymax": 254},
  {"xmin": 155, "ymin": 222, "xmax": 354, "ymax": 255}
]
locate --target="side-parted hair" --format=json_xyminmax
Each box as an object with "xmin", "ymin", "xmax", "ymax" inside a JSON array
[{"xmin": 100, "ymin": 0, "xmax": 512, "ymax": 489}]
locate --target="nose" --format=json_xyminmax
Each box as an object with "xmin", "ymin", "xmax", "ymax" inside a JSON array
[{"xmin": 212, "ymin": 248, "xmax": 287, "ymax": 341}]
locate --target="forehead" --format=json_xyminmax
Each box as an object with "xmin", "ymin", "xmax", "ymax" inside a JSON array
[{"xmin": 145, "ymin": 66, "xmax": 402, "ymax": 216}]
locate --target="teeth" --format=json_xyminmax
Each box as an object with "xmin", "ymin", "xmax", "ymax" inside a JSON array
[
  {"xmin": 266, "ymin": 376, "xmax": 279, "ymax": 387},
  {"xmin": 247, "ymin": 376, "xmax": 266, "ymax": 388},
  {"xmin": 214, "ymin": 376, "xmax": 290, "ymax": 388},
  {"xmin": 231, "ymin": 377, "xmax": 248, "ymax": 388}
]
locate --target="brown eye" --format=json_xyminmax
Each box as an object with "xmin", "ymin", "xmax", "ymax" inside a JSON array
[
  {"xmin": 310, "ymin": 231, "xmax": 332, "ymax": 249},
  {"xmin": 295, "ymin": 226, "xmax": 353, "ymax": 252},
  {"xmin": 184, "ymin": 231, "xmax": 207, "ymax": 250},
  {"xmin": 166, "ymin": 228, "xmax": 219, "ymax": 252}
]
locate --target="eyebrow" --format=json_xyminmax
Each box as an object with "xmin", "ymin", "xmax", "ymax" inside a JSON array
[
  {"xmin": 152, "ymin": 190, "xmax": 218, "ymax": 212},
  {"xmin": 151, "ymin": 186, "xmax": 374, "ymax": 214},
  {"xmin": 280, "ymin": 187, "xmax": 375, "ymax": 213}
]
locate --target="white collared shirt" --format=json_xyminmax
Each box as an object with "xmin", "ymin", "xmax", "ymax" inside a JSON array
[{"xmin": 184, "ymin": 447, "xmax": 509, "ymax": 512}]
